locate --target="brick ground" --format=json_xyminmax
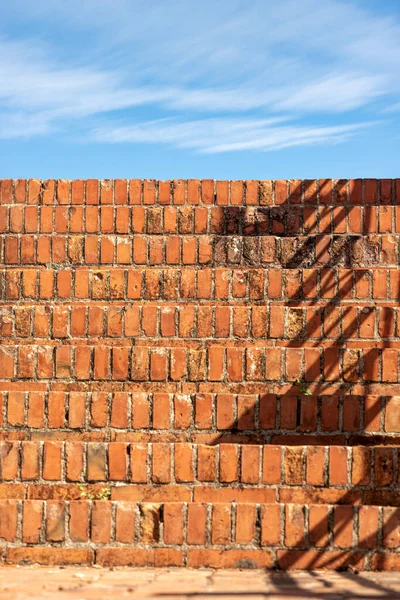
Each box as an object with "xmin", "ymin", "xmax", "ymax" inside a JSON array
[{"xmin": 0, "ymin": 567, "xmax": 400, "ymax": 599}]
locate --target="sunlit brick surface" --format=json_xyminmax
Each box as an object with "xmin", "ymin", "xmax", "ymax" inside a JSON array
[
  {"xmin": 0, "ymin": 179, "xmax": 399, "ymax": 569},
  {"xmin": 1, "ymin": 567, "xmax": 400, "ymax": 599}
]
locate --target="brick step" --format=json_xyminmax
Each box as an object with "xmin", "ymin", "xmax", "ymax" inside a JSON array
[
  {"xmin": 1, "ymin": 391, "xmax": 398, "ymax": 441},
  {"xmin": 2, "ymin": 302, "xmax": 400, "ymax": 342},
  {"xmin": 0, "ymin": 177, "xmax": 397, "ymax": 207},
  {"xmin": 2, "ymin": 383, "xmax": 400, "ymax": 400},
  {"xmin": 2, "ymin": 231, "xmax": 400, "ymax": 263},
  {"xmin": 2, "ymin": 234, "xmax": 400, "ymax": 268},
  {"xmin": 1, "ymin": 343, "xmax": 400, "ymax": 385},
  {"xmin": 2, "ymin": 203, "xmax": 398, "ymax": 236},
  {"xmin": 0, "ymin": 441, "xmax": 398, "ymax": 503},
  {"xmin": 0, "ymin": 499, "xmax": 398, "ymax": 569},
  {"xmin": 2, "ymin": 267, "xmax": 399, "ymax": 302},
  {"xmin": 2, "ymin": 482, "xmax": 399, "ymax": 505},
  {"xmin": 4, "ymin": 432, "xmax": 400, "ymax": 447}
]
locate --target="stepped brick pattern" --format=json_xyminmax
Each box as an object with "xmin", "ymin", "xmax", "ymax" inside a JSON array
[{"xmin": 0, "ymin": 178, "xmax": 399, "ymax": 570}]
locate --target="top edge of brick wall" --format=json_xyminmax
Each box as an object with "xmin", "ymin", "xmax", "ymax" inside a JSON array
[{"xmin": 0, "ymin": 179, "xmax": 399, "ymax": 206}]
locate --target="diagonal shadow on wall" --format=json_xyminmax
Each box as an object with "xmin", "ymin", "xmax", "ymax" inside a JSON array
[{"xmin": 206, "ymin": 179, "xmax": 399, "ymax": 569}]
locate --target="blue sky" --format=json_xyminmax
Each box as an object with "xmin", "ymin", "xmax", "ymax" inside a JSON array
[{"xmin": 0, "ymin": 0, "xmax": 399, "ymax": 179}]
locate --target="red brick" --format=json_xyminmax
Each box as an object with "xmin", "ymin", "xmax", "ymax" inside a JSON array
[
  {"xmin": 96, "ymin": 547, "xmax": 153, "ymax": 567},
  {"xmin": 261, "ymin": 504, "xmax": 281, "ymax": 545},
  {"xmin": 130, "ymin": 444, "xmax": 148, "ymax": 483},
  {"xmin": 197, "ymin": 446, "xmax": 216, "ymax": 481},
  {"xmin": 69, "ymin": 501, "xmax": 89, "ymax": 542},
  {"xmin": 285, "ymin": 505, "xmax": 305, "ymax": 547},
  {"xmin": 140, "ymin": 503, "xmax": 161, "ymax": 543},
  {"xmin": 235, "ymin": 504, "xmax": 256, "ymax": 544},
  {"xmin": 0, "ymin": 499, "xmax": 18, "ymax": 541},
  {"xmin": 187, "ymin": 548, "xmax": 273, "ymax": 569},
  {"xmin": 152, "ymin": 443, "xmax": 171, "ymax": 483},
  {"xmin": 309, "ymin": 505, "xmax": 329, "ymax": 547},
  {"xmin": 112, "ymin": 347, "xmax": 129, "ymax": 380},
  {"xmin": 94, "ymin": 347, "xmax": 110, "ymax": 379},
  {"xmin": 66, "ymin": 442, "xmax": 84, "ymax": 481},
  {"xmin": 21, "ymin": 441, "xmax": 39, "ymax": 480},
  {"xmin": 358, "ymin": 506, "xmax": 379, "ymax": 549},
  {"xmin": 375, "ymin": 448, "xmax": 394, "ymax": 487},
  {"xmin": 306, "ymin": 446, "xmax": 325, "ymax": 486},
  {"xmin": 7, "ymin": 391, "xmax": 24, "ymax": 425},
  {"xmin": 195, "ymin": 394, "xmax": 213, "ymax": 429},
  {"xmin": 164, "ymin": 503, "xmax": 184, "ymax": 544},
  {"xmin": 0, "ymin": 348, "xmax": 15, "ymax": 379},
  {"xmin": 333, "ymin": 506, "xmax": 354, "ymax": 548},
  {"xmin": 284, "ymin": 447, "xmax": 304, "ymax": 485},
  {"xmin": 216, "ymin": 394, "xmax": 234, "ymax": 429},
  {"xmin": 382, "ymin": 507, "xmax": 399, "ymax": 549},
  {"xmin": 46, "ymin": 501, "xmax": 65, "ymax": 541},
  {"xmin": 91, "ymin": 392, "xmax": 108, "ymax": 427},
  {"xmin": 43, "ymin": 442, "xmax": 62, "ymax": 480},
  {"xmin": 241, "ymin": 445, "xmax": 260, "ymax": 484},
  {"xmin": 91, "ymin": 501, "xmax": 111, "ymax": 543},
  {"xmin": 187, "ymin": 503, "xmax": 207, "ymax": 544},
  {"xmin": 385, "ymin": 397, "xmax": 400, "ymax": 432},
  {"xmin": 68, "ymin": 391, "xmax": 86, "ymax": 427},
  {"xmin": 211, "ymin": 503, "xmax": 231, "ymax": 544},
  {"xmin": 48, "ymin": 392, "xmax": 65, "ymax": 428},
  {"xmin": 87, "ymin": 443, "xmax": 107, "ymax": 481},
  {"xmin": 174, "ymin": 443, "xmax": 194, "ymax": 482},
  {"xmin": 0, "ymin": 442, "xmax": 18, "ymax": 480},
  {"xmin": 173, "ymin": 394, "xmax": 192, "ymax": 429},
  {"xmin": 131, "ymin": 393, "xmax": 150, "ymax": 429},
  {"xmin": 219, "ymin": 444, "xmax": 239, "ymax": 483},
  {"xmin": 108, "ymin": 442, "xmax": 127, "ymax": 480},
  {"xmin": 22, "ymin": 500, "xmax": 43, "ymax": 543},
  {"xmin": 352, "ymin": 447, "xmax": 371, "ymax": 486},
  {"xmin": 329, "ymin": 446, "xmax": 348, "ymax": 486},
  {"xmin": 115, "ymin": 502, "xmax": 136, "ymax": 543},
  {"xmin": 208, "ymin": 346, "xmax": 224, "ymax": 381},
  {"xmin": 277, "ymin": 549, "xmax": 363, "ymax": 570},
  {"xmin": 262, "ymin": 446, "xmax": 281, "ymax": 484},
  {"xmin": 152, "ymin": 393, "xmax": 170, "ymax": 429}
]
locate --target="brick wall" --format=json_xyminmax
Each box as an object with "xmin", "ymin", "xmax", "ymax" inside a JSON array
[{"xmin": 0, "ymin": 178, "xmax": 399, "ymax": 570}]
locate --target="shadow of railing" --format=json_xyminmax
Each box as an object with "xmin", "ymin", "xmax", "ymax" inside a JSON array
[
  {"xmin": 209, "ymin": 179, "xmax": 399, "ymax": 570},
  {"xmin": 156, "ymin": 567, "xmax": 400, "ymax": 598}
]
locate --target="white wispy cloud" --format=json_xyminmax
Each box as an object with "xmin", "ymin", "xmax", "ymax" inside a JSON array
[
  {"xmin": 91, "ymin": 117, "xmax": 378, "ymax": 153},
  {"xmin": 0, "ymin": 37, "xmax": 168, "ymax": 116},
  {"xmin": 383, "ymin": 103, "xmax": 400, "ymax": 114},
  {"xmin": 274, "ymin": 73, "xmax": 387, "ymax": 113},
  {"xmin": 0, "ymin": 111, "xmax": 54, "ymax": 139},
  {"xmin": 0, "ymin": 0, "xmax": 399, "ymax": 150}
]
